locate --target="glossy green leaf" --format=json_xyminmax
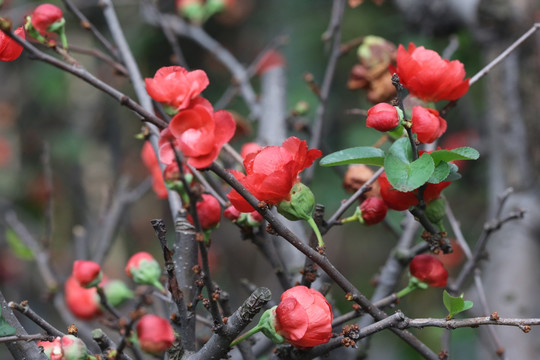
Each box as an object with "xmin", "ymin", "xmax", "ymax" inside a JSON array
[
  {"xmin": 443, "ymin": 290, "xmax": 474, "ymax": 319},
  {"xmin": 0, "ymin": 309, "xmax": 17, "ymax": 337},
  {"xmin": 428, "ymin": 161, "xmax": 451, "ymax": 184},
  {"xmin": 319, "ymin": 146, "xmax": 385, "ymax": 167},
  {"xmin": 5, "ymin": 228, "xmax": 33, "ymax": 260},
  {"xmin": 430, "ymin": 147, "xmax": 480, "ymax": 165},
  {"xmin": 384, "ymin": 138, "xmax": 434, "ymax": 191}
]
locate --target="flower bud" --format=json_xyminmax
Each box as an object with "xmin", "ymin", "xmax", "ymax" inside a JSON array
[
  {"xmin": 274, "ymin": 286, "xmax": 333, "ymax": 348},
  {"xmin": 103, "ymin": 279, "xmax": 134, "ymax": 307},
  {"xmin": 125, "ymin": 252, "xmax": 163, "ymax": 291},
  {"xmin": 359, "ymin": 197, "xmax": 387, "ymax": 225},
  {"xmin": 366, "ymin": 103, "xmax": 401, "ymax": 132},
  {"xmin": 411, "ymin": 106, "xmax": 447, "ymax": 144},
  {"xmin": 64, "ymin": 275, "xmax": 101, "ymax": 320},
  {"xmin": 188, "ymin": 194, "xmax": 221, "ymax": 230},
  {"xmin": 247, "ymin": 210, "xmax": 263, "ymax": 226},
  {"xmin": 277, "ymin": 183, "xmax": 315, "ymax": 222},
  {"xmin": 72, "ymin": 260, "xmax": 102, "ymax": 288},
  {"xmin": 409, "ymin": 254, "xmax": 448, "ymax": 288},
  {"xmin": 0, "ymin": 26, "xmax": 25, "ymax": 62},
  {"xmin": 378, "ymin": 172, "xmax": 418, "ymax": 211},
  {"xmin": 30, "ymin": 4, "xmax": 64, "ymax": 35},
  {"xmin": 38, "ymin": 335, "xmax": 89, "ymax": 360},
  {"xmin": 425, "ymin": 197, "xmax": 446, "ymax": 225},
  {"xmin": 224, "ymin": 205, "xmax": 242, "ymax": 221},
  {"xmin": 136, "ymin": 314, "xmax": 176, "ymax": 355}
]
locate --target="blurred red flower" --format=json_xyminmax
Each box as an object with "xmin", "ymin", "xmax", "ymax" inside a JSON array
[
  {"xmin": 409, "ymin": 254, "xmax": 448, "ymax": 288},
  {"xmin": 188, "ymin": 193, "xmax": 222, "ymax": 230},
  {"xmin": 141, "ymin": 142, "xmax": 168, "ymax": 199},
  {"xmin": 227, "ymin": 137, "xmax": 322, "ymax": 212},
  {"xmin": 395, "ymin": 43, "xmax": 469, "ymax": 102},
  {"xmin": 0, "ymin": 27, "xmax": 25, "ymax": 62},
  {"xmin": 64, "ymin": 275, "xmax": 101, "ymax": 319},
  {"xmin": 136, "ymin": 314, "xmax": 175, "ymax": 354}
]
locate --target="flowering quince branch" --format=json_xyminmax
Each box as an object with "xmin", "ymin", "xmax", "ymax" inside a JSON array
[
  {"xmin": 8, "ymin": 302, "xmax": 64, "ymax": 338},
  {"xmin": 209, "ymin": 162, "xmax": 440, "ymax": 359}
]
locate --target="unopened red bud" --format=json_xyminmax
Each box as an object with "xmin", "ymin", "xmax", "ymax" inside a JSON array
[
  {"xmin": 136, "ymin": 314, "xmax": 175, "ymax": 355},
  {"xmin": 409, "ymin": 254, "xmax": 448, "ymax": 288},
  {"xmin": 366, "ymin": 103, "xmax": 401, "ymax": 132},
  {"xmin": 359, "ymin": 197, "xmax": 387, "ymax": 225},
  {"xmin": 30, "ymin": 4, "xmax": 63, "ymax": 35},
  {"xmin": 125, "ymin": 252, "xmax": 163, "ymax": 291},
  {"xmin": 72, "ymin": 260, "xmax": 102, "ymax": 288}
]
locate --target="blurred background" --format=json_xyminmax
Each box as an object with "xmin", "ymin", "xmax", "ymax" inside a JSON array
[{"xmin": 1, "ymin": 0, "xmax": 540, "ymax": 359}]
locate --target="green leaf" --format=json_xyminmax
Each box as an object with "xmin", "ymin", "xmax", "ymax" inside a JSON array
[
  {"xmin": 0, "ymin": 309, "xmax": 17, "ymax": 337},
  {"xmin": 443, "ymin": 162, "xmax": 461, "ymax": 182},
  {"xmin": 384, "ymin": 138, "xmax": 435, "ymax": 192},
  {"xmin": 319, "ymin": 147, "xmax": 385, "ymax": 167},
  {"xmin": 428, "ymin": 161, "xmax": 451, "ymax": 184},
  {"xmin": 430, "ymin": 147, "xmax": 480, "ymax": 165},
  {"xmin": 443, "ymin": 290, "xmax": 474, "ymax": 319},
  {"xmin": 5, "ymin": 228, "xmax": 34, "ymax": 260}
]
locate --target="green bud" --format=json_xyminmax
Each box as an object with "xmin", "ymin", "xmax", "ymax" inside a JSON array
[
  {"xmin": 103, "ymin": 280, "xmax": 134, "ymax": 307},
  {"xmin": 206, "ymin": 0, "xmax": 227, "ymax": 14},
  {"xmin": 277, "ymin": 183, "xmax": 315, "ymax": 222},
  {"xmin": 425, "ymin": 197, "xmax": 446, "ymax": 225},
  {"xmin": 181, "ymin": 3, "xmax": 206, "ymax": 23}
]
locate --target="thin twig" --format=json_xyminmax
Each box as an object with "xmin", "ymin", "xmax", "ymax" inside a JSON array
[{"xmin": 8, "ymin": 302, "xmax": 65, "ymax": 337}]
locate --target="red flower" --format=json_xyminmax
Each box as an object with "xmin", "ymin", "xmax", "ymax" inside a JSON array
[
  {"xmin": 359, "ymin": 197, "xmax": 387, "ymax": 225},
  {"xmin": 274, "ymin": 285, "xmax": 333, "ymax": 348},
  {"xmin": 64, "ymin": 275, "xmax": 101, "ymax": 319},
  {"xmin": 145, "ymin": 66, "xmax": 209, "ymax": 111},
  {"xmin": 141, "ymin": 142, "xmax": 168, "ymax": 199},
  {"xmin": 409, "ymin": 254, "xmax": 448, "ymax": 288},
  {"xmin": 395, "ymin": 43, "xmax": 469, "ymax": 102},
  {"xmin": 167, "ymin": 97, "xmax": 236, "ymax": 169},
  {"xmin": 240, "ymin": 142, "xmax": 263, "ymax": 159},
  {"xmin": 378, "ymin": 172, "xmax": 418, "ymax": 211},
  {"xmin": 411, "ymin": 106, "xmax": 447, "ymax": 144},
  {"xmin": 366, "ymin": 103, "xmax": 400, "ymax": 132},
  {"xmin": 38, "ymin": 335, "xmax": 88, "ymax": 360},
  {"xmin": 0, "ymin": 27, "xmax": 25, "ymax": 62},
  {"xmin": 72, "ymin": 260, "xmax": 102, "ymax": 288},
  {"xmin": 227, "ymin": 137, "xmax": 322, "ymax": 212},
  {"xmin": 136, "ymin": 314, "xmax": 175, "ymax": 355},
  {"xmin": 31, "ymin": 4, "xmax": 64, "ymax": 35},
  {"xmin": 188, "ymin": 194, "xmax": 222, "ymax": 230}
]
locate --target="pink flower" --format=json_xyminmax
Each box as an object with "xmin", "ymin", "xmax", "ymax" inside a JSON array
[
  {"xmin": 409, "ymin": 254, "xmax": 448, "ymax": 288},
  {"xmin": 227, "ymin": 137, "xmax": 322, "ymax": 212},
  {"xmin": 145, "ymin": 66, "xmax": 209, "ymax": 111},
  {"xmin": 359, "ymin": 197, "xmax": 387, "ymax": 225},
  {"xmin": 136, "ymin": 314, "xmax": 175, "ymax": 354},
  {"xmin": 72, "ymin": 260, "xmax": 102, "ymax": 288},
  {"xmin": 411, "ymin": 106, "xmax": 447, "ymax": 144},
  {"xmin": 274, "ymin": 286, "xmax": 333, "ymax": 348},
  {"xmin": 395, "ymin": 43, "xmax": 469, "ymax": 102},
  {"xmin": 0, "ymin": 27, "xmax": 25, "ymax": 62},
  {"xmin": 31, "ymin": 4, "xmax": 64, "ymax": 35},
  {"xmin": 167, "ymin": 97, "xmax": 236, "ymax": 169},
  {"xmin": 366, "ymin": 103, "xmax": 400, "ymax": 132}
]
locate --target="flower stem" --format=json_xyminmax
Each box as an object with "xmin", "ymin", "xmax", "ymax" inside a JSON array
[
  {"xmin": 230, "ymin": 325, "xmax": 262, "ymax": 347},
  {"xmin": 396, "ymin": 283, "xmax": 418, "ymax": 298},
  {"xmin": 307, "ymin": 216, "xmax": 324, "ymax": 248}
]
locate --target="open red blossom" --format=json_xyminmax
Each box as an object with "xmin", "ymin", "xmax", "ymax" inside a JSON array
[
  {"xmin": 409, "ymin": 254, "xmax": 448, "ymax": 288},
  {"xmin": 31, "ymin": 4, "xmax": 64, "ymax": 35},
  {"xmin": 0, "ymin": 27, "xmax": 25, "ymax": 62},
  {"xmin": 188, "ymin": 194, "xmax": 222, "ymax": 229},
  {"xmin": 240, "ymin": 142, "xmax": 263, "ymax": 159},
  {"xmin": 378, "ymin": 172, "xmax": 450, "ymax": 211},
  {"xmin": 411, "ymin": 106, "xmax": 447, "ymax": 144},
  {"xmin": 145, "ymin": 66, "xmax": 209, "ymax": 111},
  {"xmin": 359, "ymin": 197, "xmax": 387, "ymax": 225},
  {"xmin": 64, "ymin": 275, "xmax": 101, "ymax": 320},
  {"xmin": 167, "ymin": 97, "xmax": 236, "ymax": 169},
  {"xmin": 395, "ymin": 43, "xmax": 469, "ymax": 102},
  {"xmin": 136, "ymin": 314, "xmax": 175, "ymax": 355},
  {"xmin": 141, "ymin": 142, "xmax": 168, "ymax": 199},
  {"xmin": 227, "ymin": 137, "xmax": 322, "ymax": 212},
  {"xmin": 274, "ymin": 286, "xmax": 333, "ymax": 348},
  {"xmin": 366, "ymin": 102, "xmax": 400, "ymax": 132},
  {"xmin": 72, "ymin": 260, "xmax": 102, "ymax": 288}
]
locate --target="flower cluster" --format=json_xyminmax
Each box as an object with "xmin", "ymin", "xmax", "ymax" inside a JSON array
[{"xmin": 145, "ymin": 66, "xmax": 236, "ymax": 170}]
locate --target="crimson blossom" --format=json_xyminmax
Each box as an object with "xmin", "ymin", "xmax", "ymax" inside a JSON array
[
  {"xmin": 162, "ymin": 97, "xmax": 236, "ymax": 169},
  {"xmin": 30, "ymin": 4, "xmax": 64, "ymax": 35},
  {"xmin": 409, "ymin": 254, "xmax": 448, "ymax": 288},
  {"xmin": 227, "ymin": 137, "xmax": 322, "ymax": 212},
  {"xmin": 395, "ymin": 42, "xmax": 469, "ymax": 102},
  {"xmin": 136, "ymin": 314, "xmax": 176, "ymax": 355},
  {"xmin": 0, "ymin": 27, "xmax": 25, "ymax": 62},
  {"xmin": 64, "ymin": 275, "xmax": 101, "ymax": 320},
  {"xmin": 145, "ymin": 66, "xmax": 209, "ymax": 111},
  {"xmin": 188, "ymin": 193, "xmax": 222, "ymax": 230},
  {"xmin": 274, "ymin": 285, "xmax": 333, "ymax": 348},
  {"xmin": 411, "ymin": 105, "xmax": 447, "ymax": 144}
]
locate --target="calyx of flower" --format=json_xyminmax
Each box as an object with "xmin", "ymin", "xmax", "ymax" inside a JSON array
[{"xmin": 125, "ymin": 252, "xmax": 164, "ymax": 291}]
